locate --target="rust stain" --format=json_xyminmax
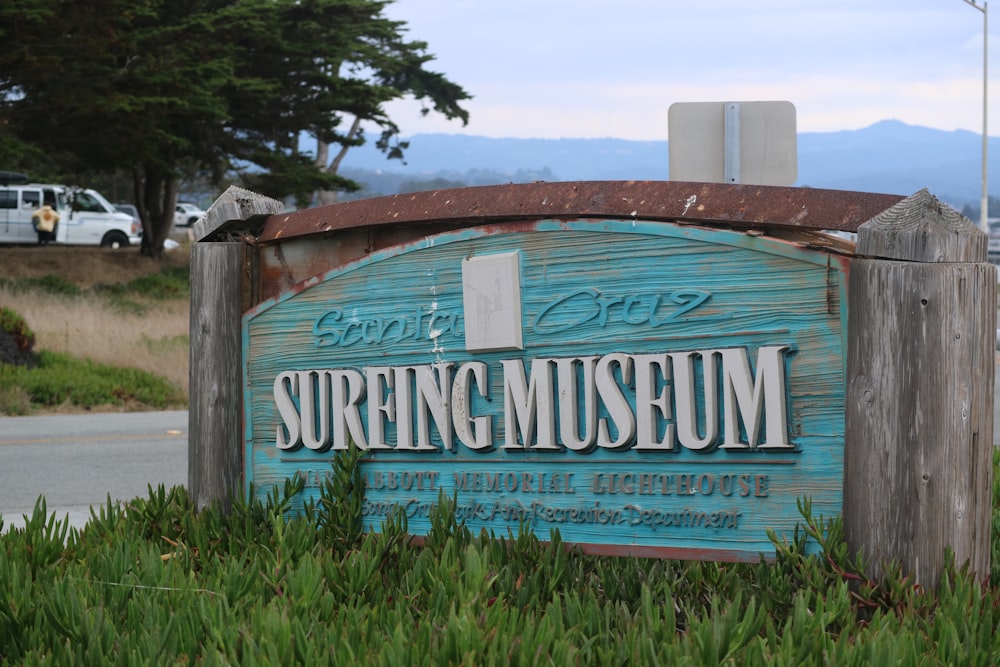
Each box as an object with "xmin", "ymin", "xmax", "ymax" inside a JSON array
[
  {"xmin": 404, "ymin": 535, "xmax": 767, "ymax": 563},
  {"xmin": 273, "ymin": 243, "xmax": 293, "ymax": 286},
  {"xmin": 241, "ymin": 181, "xmax": 903, "ymax": 246}
]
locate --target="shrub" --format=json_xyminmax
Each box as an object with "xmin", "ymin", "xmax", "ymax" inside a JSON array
[
  {"xmin": 1, "ymin": 453, "xmax": 997, "ymax": 664},
  {"xmin": 0, "ymin": 274, "xmax": 81, "ymax": 297},
  {"xmin": 0, "ymin": 307, "xmax": 37, "ymax": 367},
  {"xmin": 0, "ymin": 350, "xmax": 185, "ymax": 409},
  {"xmin": 124, "ymin": 265, "xmax": 190, "ymax": 300},
  {"xmin": 0, "ymin": 385, "xmax": 32, "ymax": 415}
]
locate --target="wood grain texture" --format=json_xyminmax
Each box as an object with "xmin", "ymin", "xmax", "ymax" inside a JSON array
[
  {"xmin": 244, "ymin": 220, "xmax": 849, "ymax": 561},
  {"xmin": 189, "ymin": 242, "xmax": 245, "ymax": 512},
  {"xmin": 845, "ymin": 204, "xmax": 995, "ymax": 588},
  {"xmin": 195, "ymin": 186, "xmax": 283, "ymax": 242},
  {"xmin": 857, "ymin": 189, "xmax": 987, "ymax": 262}
]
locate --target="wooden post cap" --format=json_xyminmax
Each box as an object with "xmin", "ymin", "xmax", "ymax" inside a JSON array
[
  {"xmin": 195, "ymin": 186, "xmax": 284, "ymax": 242},
  {"xmin": 856, "ymin": 188, "xmax": 987, "ymax": 263}
]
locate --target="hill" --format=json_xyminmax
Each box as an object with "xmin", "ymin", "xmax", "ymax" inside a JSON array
[{"xmin": 339, "ymin": 120, "xmax": 991, "ymax": 210}]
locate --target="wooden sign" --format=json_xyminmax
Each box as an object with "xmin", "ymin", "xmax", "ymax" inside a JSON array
[{"xmin": 242, "ymin": 217, "xmax": 847, "ymax": 561}]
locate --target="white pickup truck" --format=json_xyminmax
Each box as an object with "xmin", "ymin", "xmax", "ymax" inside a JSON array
[{"xmin": 0, "ymin": 180, "xmax": 140, "ymax": 247}]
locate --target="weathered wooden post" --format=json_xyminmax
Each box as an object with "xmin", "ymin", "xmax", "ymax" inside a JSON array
[
  {"xmin": 844, "ymin": 189, "xmax": 995, "ymax": 588},
  {"xmin": 189, "ymin": 187, "xmax": 283, "ymax": 511}
]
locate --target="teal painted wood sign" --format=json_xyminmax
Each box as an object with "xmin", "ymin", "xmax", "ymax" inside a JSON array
[{"xmin": 244, "ymin": 219, "xmax": 847, "ymax": 561}]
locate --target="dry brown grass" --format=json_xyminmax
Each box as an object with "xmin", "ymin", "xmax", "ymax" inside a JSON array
[
  {"xmin": 0, "ymin": 243, "xmax": 192, "ymax": 406},
  {"xmin": 1, "ymin": 288, "xmax": 190, "ymax": 395},
  {"xmin": 0, "ymin": 242, "xmax": 190, "ymax": 287}
]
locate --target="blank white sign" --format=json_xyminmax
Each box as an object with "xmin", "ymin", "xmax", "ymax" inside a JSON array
[{"xmin": 461, "ymin": 252, "xmax": 523, "ymax": 352}]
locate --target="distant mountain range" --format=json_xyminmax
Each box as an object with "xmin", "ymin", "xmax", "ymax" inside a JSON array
[{"xmin": 339, "ymin": 120, "xmax": 993, "ymax": 211}]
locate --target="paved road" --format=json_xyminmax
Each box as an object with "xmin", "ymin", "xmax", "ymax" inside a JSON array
[{"xmin": 0, "ymin": 411, "xmax": 187, "ymax": 532}]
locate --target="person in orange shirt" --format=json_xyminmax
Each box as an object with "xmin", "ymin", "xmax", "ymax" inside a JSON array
[{"xmin": 31, "ymin": 204, "xmax": 60, "ymax": 245}]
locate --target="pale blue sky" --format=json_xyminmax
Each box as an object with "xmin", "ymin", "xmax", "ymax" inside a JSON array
[{"xmin": 381, "ymin": 0, "xmax": 997, "ymax": 139}]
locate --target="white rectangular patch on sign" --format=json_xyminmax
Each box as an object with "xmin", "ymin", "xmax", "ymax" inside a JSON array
[{"xmin": 461, "ymin": 252, "xmax": 523, "ymax": 352}]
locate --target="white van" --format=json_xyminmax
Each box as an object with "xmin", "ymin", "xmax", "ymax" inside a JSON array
[{"xmin": 0, "ymin": 182, "xmax": 140, "ymax": 247}]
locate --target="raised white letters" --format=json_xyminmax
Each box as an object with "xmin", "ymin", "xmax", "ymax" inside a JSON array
[
  {"xmin": 501, "ymin": 358, "xmax": 557, "ymax": 450},
  {"xmin": 274, "ymin": 370, "xmax": 301, "ymax": 450},
  {"xmin": 633, "ymin": 354, "xmax": 674, "ymax": 451},
  {"xmin": 270, "ymin": 346, "xmax": 793, "ymax": 455},
  {"xmin": 671, "ymin": 351, "xmax": 719, "ymax": 450},
  {"xmin": 719, "ymin": 345, "xmax": 791, "ymax": 449},
  {"xmin": 556, "ymin": 356, "xmax": 599, "ymax": 452},
  {"xmin": 595, "ymin": 353, "xmax": 636, "ymax": 450},
  {"xmin": 452, "ymin": 362, "xmax": 493, "ymax": 450}
]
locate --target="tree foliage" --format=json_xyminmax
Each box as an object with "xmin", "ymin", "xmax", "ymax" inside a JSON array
[{"xmin": 0, "ymin": 0, "xmax": 470, "ymax": 257}]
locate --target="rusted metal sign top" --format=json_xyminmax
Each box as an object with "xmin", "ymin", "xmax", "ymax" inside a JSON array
[{"xmin": 250, "ymin": 181, "xmax": 904, "ymax": 245}]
